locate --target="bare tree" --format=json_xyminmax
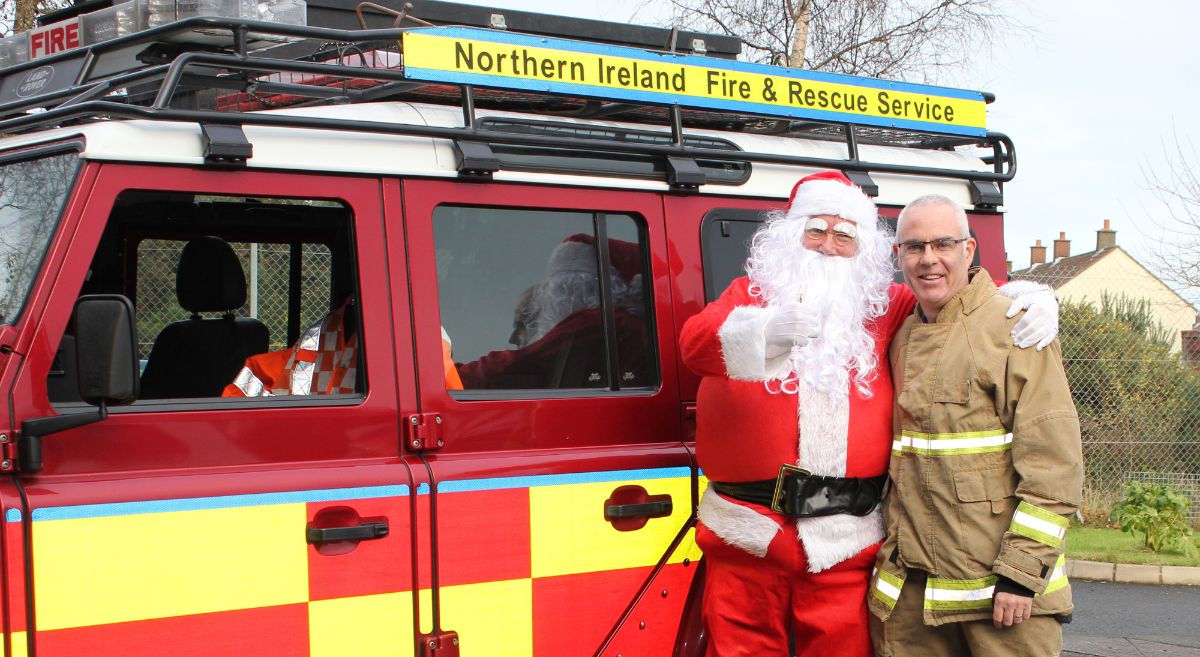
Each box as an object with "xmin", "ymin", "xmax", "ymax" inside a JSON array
[
  {"xmin": 649, "ymin": 0, "xmax": 1024, "ymax": 83},
  {"xmin": 1142, "ymin": 134, "xmax": 1200, "ymax": 308},
  {"xmin": 3, "ymin": 0, "xmax": 73, "ymax": 36}
]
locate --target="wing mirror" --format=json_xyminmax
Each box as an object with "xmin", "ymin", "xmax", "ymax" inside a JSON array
[{"xmin": 19, "ymin": 295, "xmax": 139, "ymax": 473}]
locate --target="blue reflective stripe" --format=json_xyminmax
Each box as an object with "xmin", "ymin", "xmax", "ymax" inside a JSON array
[
  {"xmin": 25, "ymin": 484, "xmax": 410, "ymax": 522},
  {"xmin": 16, "ymin": 467, "xmax": 693, "ymax": 521},
  {"xmin": 436, "ymin": 467, "xmax": 691, "ymax": 493}
]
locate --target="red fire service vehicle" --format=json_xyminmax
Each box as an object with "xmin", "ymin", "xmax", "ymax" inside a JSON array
[{"xmin": 0, "ymin": 0, "xmax": 1015, "ymax": 654}]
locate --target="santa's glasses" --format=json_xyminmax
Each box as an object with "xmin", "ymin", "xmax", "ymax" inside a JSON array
[{"xmin": 803, "ymin": 218, "xmax": 857, "ymax": 246}]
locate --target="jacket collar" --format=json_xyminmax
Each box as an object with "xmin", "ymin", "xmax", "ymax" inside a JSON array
[{"xmin": 920, "ymin": 267, "xmax": 997, "ymax": 323}]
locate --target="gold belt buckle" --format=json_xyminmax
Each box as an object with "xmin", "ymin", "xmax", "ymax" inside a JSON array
[{"xmin": 771, "ymin": 463, "xmax": 812, "ymax": 514}]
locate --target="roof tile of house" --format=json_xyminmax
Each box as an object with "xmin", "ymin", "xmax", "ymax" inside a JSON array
[{"xmin": 1009, "ymin": 247, "xmax": 1118, "ymax": 289}]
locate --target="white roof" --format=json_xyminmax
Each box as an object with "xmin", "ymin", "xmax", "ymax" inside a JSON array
[{"xmin": 0, "ymin": 100, "xmax": 995, "ymax": 209}]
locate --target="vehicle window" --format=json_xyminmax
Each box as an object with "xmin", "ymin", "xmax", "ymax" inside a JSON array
[
  {"xmin": 0, "ymin": 152, "xmax": 78, "ymax": 325},
  {"xmin": 434, "ymin": 206, "xmax": 655, "ymax": 393},
  {"xmin": 702, "ymin": 209, "xmax": 914, "ymax": 301},
  {"xmin": 47, "ymin": 192, "xmax": 363, "ymax": 406},
  {"xmin": 135, "ymin": 239, "xmax": 332, "ymax": 356},
  {"xmin": 700, "ymin": 209, "xmax": 765, "ymax": 303}
]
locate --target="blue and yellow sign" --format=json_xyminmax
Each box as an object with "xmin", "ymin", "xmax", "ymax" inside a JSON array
[{"xmin": 401, "ymin": 27, "xmax": 987, "ymax": 137}]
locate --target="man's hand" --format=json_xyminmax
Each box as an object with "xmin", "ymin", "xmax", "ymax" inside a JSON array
[
  {"xmin": 993, "ymin": 591, "xmax": 1033, "ymax": 628},
  {"xmin": 998, "ymin": 281, "xmax": 1059, "ymax": 350},
  {"xmin": 764, "ymin": 303, "xmax": 819, "ymax": 359}
]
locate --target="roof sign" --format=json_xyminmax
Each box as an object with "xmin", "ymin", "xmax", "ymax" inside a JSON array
[
  {"xmin": 0, "ymin": 0, "xmax": 307, "ymax": 68},
  {"xmin": 402, "ymin": 27, "xmax": 987, "ymax": 137}
]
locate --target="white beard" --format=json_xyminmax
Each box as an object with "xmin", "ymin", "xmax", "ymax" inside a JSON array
[{"xmin": 745, "ymin": 213, "xmax": 893, "ymax": 396}]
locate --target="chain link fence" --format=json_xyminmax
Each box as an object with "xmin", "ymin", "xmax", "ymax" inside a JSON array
[
  {"xmin": 135, "ymin": 239, "xmax": 332, "ymax": 358},
  {"xmin": 1012, "ymin": 263, "xmax": 1200, "ymax": 526}
]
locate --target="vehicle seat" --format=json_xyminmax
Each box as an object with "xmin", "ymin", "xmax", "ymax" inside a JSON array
[{"xmin": 139, "ymin": 236, "xmax": 269, "ymax": 399}]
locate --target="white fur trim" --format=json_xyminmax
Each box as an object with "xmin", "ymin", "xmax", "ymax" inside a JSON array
[
  {"xmin": 796, "ymin": 508, "xmax": 884, "ymax": 572},
  {"xmin": 698, "ymin": 486, "xmax": 782, "ymax": 558},
  {"xmin": 793, "ymin": 366, "xmax": 883, "ymax": 572},
  {"xmin": 718, "ymin": 305, "xmax": 790, "ymax": 381},
  {"xmin": 996, "ymin": 279, "xmax": 1051, "ymax": 299},
  {"xmin": 544, "ymin": 240, "xmax": 597, "ymax": 276},
  {"xmin": 787, "ymin": 179, "xmax": 878, "ymax": 229},
  {"xmin": 797, "ymin": 377, "xmax": 850, "ymax": 477}
]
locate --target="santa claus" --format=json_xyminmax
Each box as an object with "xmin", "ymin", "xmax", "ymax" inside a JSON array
[{"xmin": 678, "ymin": 171, "xmax": 1056, "ymax": 657}]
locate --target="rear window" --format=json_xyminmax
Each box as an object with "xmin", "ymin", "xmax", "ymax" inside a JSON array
[{"xmin": 433, "ymin": 206, "xmax": 657, "ymax": 394}]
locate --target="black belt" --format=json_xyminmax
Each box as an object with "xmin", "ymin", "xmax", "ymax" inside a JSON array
[{"xmin": 711, "ymin": 465, "xmax": 887, "ymax": 518}]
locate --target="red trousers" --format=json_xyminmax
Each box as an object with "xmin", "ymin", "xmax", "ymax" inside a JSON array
[{"xmin": 697, "ymin": 521, "xmax": 878, "ymax": 657}]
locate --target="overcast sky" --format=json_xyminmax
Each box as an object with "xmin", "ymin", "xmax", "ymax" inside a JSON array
[{"xmin": 474, "ymin": 0, "xmax": 1199, "ymax": 287}]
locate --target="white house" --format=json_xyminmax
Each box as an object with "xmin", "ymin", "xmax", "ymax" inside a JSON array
[{"xmin": 1009, "ymin": 220, "xmax": 1197, "ymax": 353}]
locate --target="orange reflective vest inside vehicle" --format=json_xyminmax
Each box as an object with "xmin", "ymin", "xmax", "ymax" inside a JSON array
[{"xmin": 223, "ymin": 305, "xmax": 358, "ymax": 397}]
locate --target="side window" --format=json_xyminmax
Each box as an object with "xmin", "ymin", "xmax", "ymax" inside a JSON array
[
  {"xmin": 433, "ymin": 206, "xmax": 655, "ymax": 393},
  {"xmin": 701, "ymin": 209, "xmax": 765, "ymax": 303},
  {"xmin": 47, "ymin": 192, "xmax": 363, "ymax": 405},
  {"xmin": 702, "ymin": 209, "xmax": 915, "ymax": 300},
  {"xmin": 134, "ymin": 240, "xmax": 332, "ymax": 356}
]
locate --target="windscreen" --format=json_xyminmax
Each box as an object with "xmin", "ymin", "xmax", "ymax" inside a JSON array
[{"xmin": 0, "ymin": 152, "xmax": 78, "ymax": 325}]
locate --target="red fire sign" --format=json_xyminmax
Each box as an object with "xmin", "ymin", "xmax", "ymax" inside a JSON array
[{"xmin": 29, "ymin": 19, "xmax": 81, "ymax": 60}]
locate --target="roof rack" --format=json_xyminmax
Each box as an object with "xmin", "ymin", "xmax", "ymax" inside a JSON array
[{"xmin": 0, "ymin": 5, "xmax": 1016, "ymax": 189}]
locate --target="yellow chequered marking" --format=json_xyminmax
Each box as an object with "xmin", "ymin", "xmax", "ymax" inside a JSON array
[
  {"xmin": 33, "ymin": 504, "xmax": 309, "ymax": 630},
  {"xmin": 11, "ymin": 631, "xmax": 27, "ymax": 657},
  {"xmin": 309, "ymin": 591, "xmax": 415, "ymax": 657},
  {"xmin": 438, "ymin": 579, "xmax": 533, "ymax": 656},
  {"xmin": 529, "ymin": 476, "xmax": 692, "ymax": 579}
]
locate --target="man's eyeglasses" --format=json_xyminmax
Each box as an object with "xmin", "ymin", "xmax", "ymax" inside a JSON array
[{"xmin": 895, "ymin": 237, "xmax": 969, "ymax": 257}]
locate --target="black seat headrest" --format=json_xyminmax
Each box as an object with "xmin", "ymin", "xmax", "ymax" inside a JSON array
[{"xmin": 176, "ymin": 236, "xmax": 247, "ymax": 314}]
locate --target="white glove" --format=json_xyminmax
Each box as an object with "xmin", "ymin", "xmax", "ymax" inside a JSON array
[
  {"xmin": 764, "ymin": 303, "xmax": 820, "ymax": 359},
  {"xmin": 999, "ymin": 282, "xmax": 1059, "ymax": 350}
]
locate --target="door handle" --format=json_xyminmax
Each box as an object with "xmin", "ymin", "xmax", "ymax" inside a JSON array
[
  {"xmin": 306, "ymin": 521, "xmax": 389, "ymax": 544},
  {"xmin": 307, "ymin": 505, "xmax": 390, "ymax": 555},
  {"xmin": 605, "ymin": 500, "xmax": 672, "ymax": 519},
  {"xmin": 605, "ymin": 484, "xmax": 672, "ymax": 531}
]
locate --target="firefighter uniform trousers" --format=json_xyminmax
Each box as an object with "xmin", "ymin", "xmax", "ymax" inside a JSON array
[
  {"xmin": 696, "ymin": 520, "xmax": 876, "ymax": 657},
  {"xmin": 870, "ymin": 570, "xmax": 1062, "ymax": 657}
]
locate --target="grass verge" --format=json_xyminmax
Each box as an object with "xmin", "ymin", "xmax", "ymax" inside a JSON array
[{"xmin": 1067, "ymin": 526, "xmax": 1200, "ymax": 566}]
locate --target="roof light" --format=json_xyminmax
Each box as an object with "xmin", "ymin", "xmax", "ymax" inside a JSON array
[{"xmin": 0, "ymin": 0, "xmax": 306, "ymax": 67}]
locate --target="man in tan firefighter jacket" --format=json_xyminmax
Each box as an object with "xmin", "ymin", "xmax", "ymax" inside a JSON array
[{"xmin": 869, "ymin": 194, "xmax": 1084, "ymax": 657}]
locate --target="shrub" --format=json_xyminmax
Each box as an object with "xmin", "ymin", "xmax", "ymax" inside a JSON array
[{"xmin": 1109, "ymin": 481, "xmax": 1197, "ymax": 556}]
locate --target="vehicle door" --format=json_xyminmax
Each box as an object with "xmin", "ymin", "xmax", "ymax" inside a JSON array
[
  {"xmin": 5, "ymin": 162, "xmax": 418, "ymax": 657},
  {"xmin": 663, "ymin": 195, "xmax": 786, "ymax": 404},
  {"xmin": 0, "ymin": 145, "xmax": 89, "ymax": 657},
  {"xmin": 402, "ymin": 179, "xmax": 700, "ymax": 657}
]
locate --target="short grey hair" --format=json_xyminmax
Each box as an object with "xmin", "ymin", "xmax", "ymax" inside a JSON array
[{"xmin": 896, "ymin": 194, "xmax": 969, "ymax": 238}]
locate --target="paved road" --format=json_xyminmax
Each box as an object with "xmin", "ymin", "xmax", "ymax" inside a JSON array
[{"xmin": 1064, "ymin": 580, "xmax": 1200, "ymax": 657}]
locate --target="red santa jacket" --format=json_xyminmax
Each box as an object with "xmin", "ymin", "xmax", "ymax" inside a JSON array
[
  {"xmin": 681, "ymin": 277, "xmax": 915, "ymax": 481},
  {"xmin": 457, "ymin": 309, "xmax": 647, "ymax": 390},
  {"xmin": 679, "ymin": 277, "xmax": 916, "ymax": 570}
]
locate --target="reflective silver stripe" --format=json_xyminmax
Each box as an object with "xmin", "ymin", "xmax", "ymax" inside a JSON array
[
  {"xmin": 1043, "ymin": 554, "xmax": 1069, "ymax": 595},
  {"xmin": 924, "ymin": 575, "xmax": 997, "ymax": 611},
  {"xmin": 232, "ymin": 367, "xmax": 272, "ymax": 397},
  {"xmin": 1010, "ymin": 501, "xmax": 1069, "ymax": 548},
  {"xmin": 298, "ymin": 322, "xmax": 322, "ymax": 351},
  {"xmin": 872, "ymin": 567, "xmax": 903, "ymax": 608},
  {"xmin": 892, "ymin": 430, "xmax": 1013, "ymax": 456},
  {"xmin": 290, "ymin": 360, "xmax": 315, "ymax": 395}
]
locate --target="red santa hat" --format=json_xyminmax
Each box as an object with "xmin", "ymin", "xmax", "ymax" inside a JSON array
[
  {"xmin": 785, "ymin": 171, "xmax": 878, "ymax": 231},
  {"xmin": 546, "ymin": 233, "xmax": 642, "ymax": 282}
]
